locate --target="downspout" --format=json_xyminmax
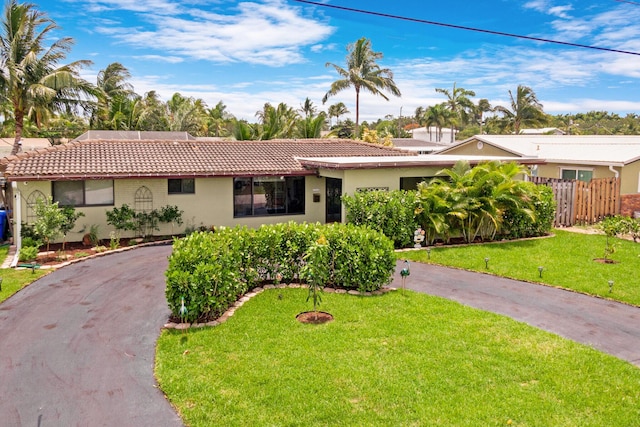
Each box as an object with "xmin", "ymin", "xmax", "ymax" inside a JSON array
[
  {"xmin": 609, "ymin": 165, "xmax": 619, "ymax": 178},
  {"xmin": 11, "ymin": 181, "xmax": 21, "ymax": 268}
]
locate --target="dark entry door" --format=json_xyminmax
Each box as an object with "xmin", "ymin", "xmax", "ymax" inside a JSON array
[{"xmin": 325, "ymin": 178, "xmax": 342, "ymax": 223}]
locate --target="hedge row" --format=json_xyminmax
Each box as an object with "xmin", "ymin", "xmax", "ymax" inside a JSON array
[{"xmin": 165, "ymin": 222, "xmax": 395, "ymax": 323}]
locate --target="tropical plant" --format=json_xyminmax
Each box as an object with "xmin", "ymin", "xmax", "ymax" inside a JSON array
[
  {"xmin": 475, "ymin": 98, "xmax": 492, "ymax": 134},
  {"xmin": 32, "ymin": 197, "xmax": 65, "ymax": 251},
  {"xmin": 166, "ymin": 92, "xmax": 207, "ymax": 134},
  {"xmin": 327, "ymin": 101, "xmax": 349, "ymax": 126},
  {"xmin": 300, "ymin": 234, "xmax": 329, "ymax": 316},
  {"xmin": 322, "ymin": 37, "xmax": 401, "ymax": 138},
  {"xmin": 205, "ymin": 100, "xmax": 234, "ymax": 137},
  {"xmin": 232, "ymin": 120, "xmax": 256, "ymax": 140},
  {"xmin": 435, "ymin": 82, "xmax": 476, "ymax": 143},
  {"xmin": 256, "ymin": 102, "xmax": 298, "ymax": 140},
  {"xmin": 0, "ymin": 0, "xmax": 96, "ymax": 154},
  {"xmin": 91, "ymin": 62, "xmax": 137, "ymax": 129},
  {"xmin": 493, "ymin": 85, "xmax": 547, "ymax": 134},
  {"xmin": 295, "ymin": 112, "xmax": 326, "ymax": 138},
  {"xmin": 423, "ymin": 104, "xmax": 451, "ymax": 142},
  {"xmin": 105, "ymin": 204, "xmax": 137, "ymax": 239}
]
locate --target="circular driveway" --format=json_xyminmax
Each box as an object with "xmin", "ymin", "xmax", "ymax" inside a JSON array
[
  {"xmin": 0, "ymin": 244, "xmax": 182, "ymax": 426},
  {"xmin": 1, "ymin": 245, "xmax": 639, "ymax": 426}
]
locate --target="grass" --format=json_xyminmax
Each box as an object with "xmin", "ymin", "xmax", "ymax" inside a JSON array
[
  {"xmin": 156, "ymin": 288, "xmax": 640, "ymax": 427},
  {"xmin": 0, "ymin": 245, "xmax": 48, "ymax": 304},
  {"xmin": 400, "ymin": 229, "xmax": 640, "ymax": 306}
]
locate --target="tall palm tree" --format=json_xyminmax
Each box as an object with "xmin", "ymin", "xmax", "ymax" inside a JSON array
[
  {"xmin": 256, "ymin": 102, "xmax": 298, "ymax": 140},
  {"xmin": 298, "ymin": 97, "xmax": 317, "ymax": 119},
  {"xmin": 136, "ymin": 90, "xmax": 168, "ymax": 131},
  {"xmin": 0, "ymin": 0, "xmax": 95, "ymax": 154},
  {"xmin": 475, "ymin": 98, "xmax": 492, "ymax": 135},
  {"xmin": 91, "ymin": 62, "xmax": 136, "ymax": 129},
  {"xmin": 423, "ymin": 104, "xmax": 451, "ymax": 142},
  {"xmin": 435, "ymin": 82, "xmax": 475, "ymax": 143},
  {"xmin": 493, "ymin": 85, "xmax": 546, "ymax": 134},
  {"xmin": 205, "ymin": 100, "xmax": 234, "ymax": 137},
  {"xmin": 327, "ymin": 101, "xmax": 349, "ymax": 127},
  {"xmin": 296, "ymin": 112, "xmax": 326, "ymax": 138},
  {"xmin": 166, "ymin": 92, "xmax": 207, "ymax": 134},
  {"xmin": 322, "ymin": 37, "xmax": 401, "ymax": 138}
]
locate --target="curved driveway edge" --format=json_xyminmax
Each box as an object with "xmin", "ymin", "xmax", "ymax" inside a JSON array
[
  {"xmin": 0, "ymin": 244, "xmax": 182, "ymax": 426},
  {"xmin": 393, "ymin": 261, "xmax": 640, "ymax": 367}
]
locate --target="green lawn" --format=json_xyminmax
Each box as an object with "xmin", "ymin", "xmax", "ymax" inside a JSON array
[
  {"xmin": 0, "ymin": 245, "xmax": 48, "ymax": 304},
  {"xmin": 400, "ymin": 229, "xmax": 640, "ymax": 306},
  {"xmin": 156, "ymin": 288, "xmax": 640, "ymax": 427}
]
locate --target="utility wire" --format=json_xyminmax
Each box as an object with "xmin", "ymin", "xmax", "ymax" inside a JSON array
[
  {"xmin": 615, "ymin": 0, "xmax": 640, "ymax": 6},
  {"xmin": 292, "ymin": 0, "xmax": 640, "ymax": 56}
]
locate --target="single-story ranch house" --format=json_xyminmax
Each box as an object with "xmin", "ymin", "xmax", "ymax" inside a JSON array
[
  {"xmin": 438, "ymin": 135, "xmax": 640, "ymax": 216},
  {"xmin": 1, "ymin": 131, "xmax": 540, "ymax": 251}
]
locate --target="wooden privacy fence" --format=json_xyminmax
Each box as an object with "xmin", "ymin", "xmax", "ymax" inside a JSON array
[{"xmin": 530, "ymin": 176, "xmax": 620, "ymax": 227}]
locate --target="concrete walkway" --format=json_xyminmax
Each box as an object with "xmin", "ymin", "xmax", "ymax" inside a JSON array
[{"xmin": 392, "ymin": 261, "xmax": 640, "ymax": 367}]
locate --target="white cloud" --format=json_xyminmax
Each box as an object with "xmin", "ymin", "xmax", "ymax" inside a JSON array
[
  {"xmin": 89, "ymin": 0, "xmax": 334, "ymax": 66},
  {"xmin": 132, "ymin": 55, "xmax": 184, "ymax": 64}
]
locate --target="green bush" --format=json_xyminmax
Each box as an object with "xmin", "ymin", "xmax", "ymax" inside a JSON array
[
  {"xmin": 165, "ymin": 222, "xmax": 395, "ymax": 322},
  {"xmin": 343, "ymin": 190, "xmax": 419, "ymax": 248},
  {"xmin": 502, "ymin": 183, "xmax": 556, "ymax": 238},
  {"xmin": 18, "ymin": 246, "xmax": 38, "ymax": 262}
]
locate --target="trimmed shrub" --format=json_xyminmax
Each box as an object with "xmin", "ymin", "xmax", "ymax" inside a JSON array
[
  {"xmin": 343, "ymin": 190, "xmax": 419, "ymax": 248},
  {"xmin": 502, "ymin": 184, "xmax": 556, "ymax": 238},
  {"xmin": 165, "ymin": 222, "xmax": 395, "ymax": 322}
]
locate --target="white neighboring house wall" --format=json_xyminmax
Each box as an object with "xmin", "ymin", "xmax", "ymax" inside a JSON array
[{"xmin": 410, "ymin": 127, "xmax": 457, "ymax": 143}]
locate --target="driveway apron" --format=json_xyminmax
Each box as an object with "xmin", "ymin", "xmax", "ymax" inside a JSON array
[
  {"xmin": 0, "ymin": 244, "xmax": 182, "ymax": 426},
  {"xmin": 393, "ymin": 261, "xmax": 640, "ymax": 367}
]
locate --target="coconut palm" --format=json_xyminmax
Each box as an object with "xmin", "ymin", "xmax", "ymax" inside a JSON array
[
  {"xmin": 296, "ymin": 112, "xmax": 326, "ymax": 138},
  {"xmin": 475, "ymin": 98, "xmax": 492, "ymax": 135},
  {"xmin": 166, "ymin": 93, "xmax": 207, "ymax": 134},
  {"xmin": 327, "ymin": 101, "xmax": 349, "ymax": 127},
  {"xmin": 423, "ymin": 104, "xmax": 451, "ymax": 142},
  {"xmin": 256, "ymin": 102, "xmax": 298, "ymax": 140},
  {"xmin": 136, "ymin": 90, "xmax": 169, "ymax": 131},
  {"xmin": 435, "ymin": 82, "xmax": 476, "ymax": 143},
  {"xmin": 322, "ymin": 37, "xmax": 401, "ymax": 138},
  {"xmin": 205, "ymin": 101, "xmax": 234, "ymax": 137},
  {"xmin": 493, "ymin": 85, "xmax": 546, "ymax": 134},
  {"xmin": 0, "ymin": 0, "xmax": 95, "ymax": 154},
  {"xmin": 91, "ymin": 62, "xmax": 136, "ymax": 129},
  {"xmin": 298, "ymin": 97, "xmax": 317, "ymax": 119}
]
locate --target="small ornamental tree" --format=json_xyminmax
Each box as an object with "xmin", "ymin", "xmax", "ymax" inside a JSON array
[
  {"xmin": 158, "ymin": 205, "xmax": 184, "ymax": 235},
  {"xmin": 33, "ymin": 197, "xmax": 66, "ymax": 252},
  {"xmin": 60, "ymin": 206, "xmax": 85, "ymax": 250},
  {"xmin": 301, "ymin": 234, "xmax": 330, "ymax": 317}
]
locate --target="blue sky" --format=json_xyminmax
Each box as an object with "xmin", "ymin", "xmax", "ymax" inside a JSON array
[{"xmin": 41, "ymin": 0, "xmax": 640, "ymax": 122}]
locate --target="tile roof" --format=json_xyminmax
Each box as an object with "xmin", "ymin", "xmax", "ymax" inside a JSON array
[{"xmin": 1, "ymin": 138, "xmax": 416, "ymax": 181}]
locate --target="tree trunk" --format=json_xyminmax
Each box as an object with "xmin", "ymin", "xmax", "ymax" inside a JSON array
[
  {"xmin": 355, "ymin": 87, "xmax": 360, "ymax": 139},
  {"xmin": 11, "ymin": 107, "xmax": 24, "ymax": 155}
]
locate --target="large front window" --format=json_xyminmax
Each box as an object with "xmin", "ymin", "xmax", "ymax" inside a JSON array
[
  {"xmin": 52, "ymin": 180, "xmax": 114, "ymax": 206},
  {"xmin": 234, "ymin": 176, "xmax": 305, "ymax": 217}
]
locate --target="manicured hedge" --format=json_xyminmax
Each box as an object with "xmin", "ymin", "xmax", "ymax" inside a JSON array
[
  {"xmin": 165, "ymin": 222, "xmax": 395, "ymax": 323},
  {"xmin": 342, "ymin": 190, "xmax": 419, "ymax": 248}
]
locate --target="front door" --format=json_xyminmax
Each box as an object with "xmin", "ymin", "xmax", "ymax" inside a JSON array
[{"xmin": 325, "ymin": 178, "xmax": 342, "ymax": 223}]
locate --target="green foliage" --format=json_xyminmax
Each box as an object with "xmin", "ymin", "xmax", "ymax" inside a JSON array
[
  {"xmin": 599, "ymin": 215, "xmax": 631, "ymax": 260},
  {"xmin": 165, "ymin": 222, "xmax": 395, "ymax": 322},
  {"xmin": 416, "ymin": 161, "xmax": 548, "ymax": 243},
  {"xmin": 18, "ymin": 245, "xmax": 38, "ymax": 262},
  {"xmin": 106, "ymin": 204, "xmax": 137, "ymax": 234},
  {"xmin": 301, "ymin": 235, "xmax": 330, "ymax": 312},
  {"xmin": 21, "ymin": 236, "xmax": 41, "ymax": 248},
  {"xmin": 502, "ymin": 184, "xmax": 556, "ymax": 238},
  {"xmin": 59, "ymin": 206, "xmax": 84, "ymax": 249},
  {"xmin": 343, "ymin": 190, "xmax": 419, "ymax": 248},
  {"xmin": 87, "ymin": 224, "xmax": 100, "ymax": 246},
  {"xmin": 33, "ymin": 197, "xmax": 66, "ymax": 251}
]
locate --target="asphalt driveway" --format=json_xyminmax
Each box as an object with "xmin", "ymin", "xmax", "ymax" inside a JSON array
[
  {"xmin": 1, "ymin": 245, "xmax": 639, "ymax": 426},
  {"xmin": 0, "ymin": 244, "xmax": 182, "ymax": 426}
]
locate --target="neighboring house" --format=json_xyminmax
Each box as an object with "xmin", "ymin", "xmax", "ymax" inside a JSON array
[
  {"xmin": 437, "ymin": 135, "xmax": 640, "ymax": 215},
  {"xmin": 1, "ymin": 132, "xmax": 542, "ymax": 251},
  {"xmin": 410, "ymin": 126, "xmax": 457, "ymax": 144},
  {"xmin": 391, "ymin": 138, "xmax": 447, "ymax": 155},
  {"xmin": 0, "ymin": 138, "xmax": 52, "ymax": 157}
]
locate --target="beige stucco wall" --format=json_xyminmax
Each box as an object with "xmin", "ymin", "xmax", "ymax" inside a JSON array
[
  {"xmin": 442, "ymin": 141, "xmax": 519, "ymax": 157},
  {"xmin": 13, "ymin": 176, "xmax": 329, "ymax": 243},
  {"xmin": 620, "ymin": 161, "xmax": 640, "ymax": 195}
]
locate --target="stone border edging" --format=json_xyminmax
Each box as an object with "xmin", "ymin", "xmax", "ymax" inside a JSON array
[
  {"xmin": 13, "ymin": 240, "xmax": 174, "ymax": 271},
  {"xmin": 163, "ymin": 284, "xmax": 397, "ymax": 330}
]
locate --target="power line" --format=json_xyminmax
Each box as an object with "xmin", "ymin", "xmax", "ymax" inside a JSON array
[
  {"xmin": 292, "ymin": 0, "xmax": 640, "ymax": 57},
  {"xmin": 615, "ymin": 0, "xmax": 640, "ymax": 6}
]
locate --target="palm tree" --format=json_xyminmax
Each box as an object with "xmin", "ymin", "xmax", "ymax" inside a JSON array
[
  {"xmin": 166, "ymin": 93, "xmax": 207, "ymax": 134},
  {"xmin": 136, "ymin": 90, "xmax": 168, "ymax": 130},
  {"xmin": 298, "ymin": 97, "xmax": 317, "ymax": 119},
  {"xmin": 91, "ymin": 62, "xmax": 136, "ymax": 129},
  {"xmin": 296, "ymin": 112, "xmax": 326, "ymax": 138},
  {"xmin": 423, "ymin": 104, "xmax": 451, "ymax": 142},
  {"xmin": 0, "ymin": 0, "xmax": 95, "ymax": 154},
  {"xmin": 256, "ymin": 102, "xmax": 298, "ymax": 140},
  {"xmin": 327, "ymin": 101, "xmax": 349, "ymax": 127},
  {"xmin": 493, "ymin": 85, "xmax": 546, "ymax": 134},
  {"xmin": 435, "ymin": 82, "xmax": 476, "ymax": 143},
  {"xmin": 475, "ymin": 98, "xmax": 492, "ymax": 135},
  {"xmin": 322, "ymin": 37, "xmax": 401, "ymax": 138},
  {"xmin": 206, "ymin": 101, "xmax": 234, "ymax": 137}
]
